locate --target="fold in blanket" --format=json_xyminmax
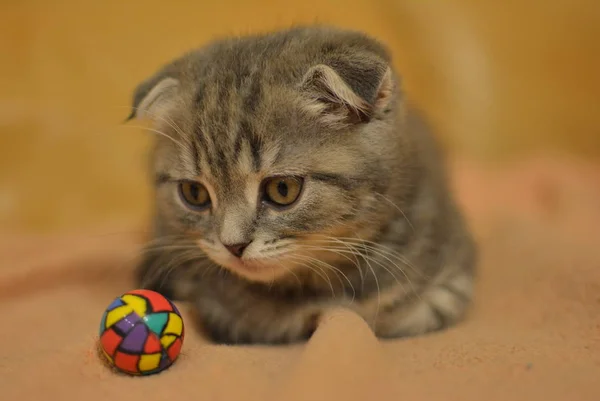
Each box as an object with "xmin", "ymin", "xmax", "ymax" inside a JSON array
[{"xmin": 1, "ymin": 158, "xmax": 599, "ymax": 401}]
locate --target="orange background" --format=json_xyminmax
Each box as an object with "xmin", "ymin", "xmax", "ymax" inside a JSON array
[{"xmin": 1, "ymin": 0, "xmax": 599, "ymax": 232}]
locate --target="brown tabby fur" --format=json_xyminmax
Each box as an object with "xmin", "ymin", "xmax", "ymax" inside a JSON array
[{"xmin": 130, "ymin": 25, "xmax": 477, "ymax": 344}]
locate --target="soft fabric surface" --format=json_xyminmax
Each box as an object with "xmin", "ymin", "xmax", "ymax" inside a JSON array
[{"xmin": 2, "ymin": 157, "xmax": 600, "ymax": 401}]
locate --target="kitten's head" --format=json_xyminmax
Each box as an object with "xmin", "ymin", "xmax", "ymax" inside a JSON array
[{"xmin": 130, "ymin": 26, "xmax": 410, "ymax": 283}]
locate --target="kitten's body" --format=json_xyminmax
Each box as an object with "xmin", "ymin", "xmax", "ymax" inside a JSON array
[{"xmin": 132, "ymin": 26, "xmax": 476, "ymax": 344}]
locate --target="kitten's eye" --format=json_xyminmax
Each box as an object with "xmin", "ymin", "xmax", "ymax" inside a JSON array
[
  {"xmin": 178, "ymin": 181, "xmax": 211, "ymax": 210},
  {"xmin": 263, "ymin": 176, "xmax": 303, "ymax": 207}
]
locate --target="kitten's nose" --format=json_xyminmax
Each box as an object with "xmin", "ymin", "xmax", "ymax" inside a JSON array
[{"xmin": 224, "ymin": 242, "xmax": 251, "ymax": 258}]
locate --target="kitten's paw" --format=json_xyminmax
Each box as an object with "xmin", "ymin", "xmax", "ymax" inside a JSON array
[
  {"xmin": 194, "ymin": 295, "xmax": 321, "ymax": 345},
  {"xmin": 375, "ymin": 269, "xmax": 474, "ymax": 338},
  {"xmin": 199, "ymin": 316, "xmax": 318, "ymax": 345}
]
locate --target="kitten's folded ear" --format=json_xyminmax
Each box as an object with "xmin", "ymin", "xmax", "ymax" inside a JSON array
[
  {"xmin": 126, "ymin": 71, "xmax": 180, "ymax": 122},
  {"xmin": 299, "ymin": 61, "xmax": 395, "ymax": 127}
]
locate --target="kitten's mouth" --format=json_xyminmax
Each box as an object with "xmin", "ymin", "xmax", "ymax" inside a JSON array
[
  {"xmin": 220, "ymin": 254, "xmax": 293, "ymax": 282},
  {"xmin": 228, "ymin": 257, "xmax": 263, "ymax": 272}
]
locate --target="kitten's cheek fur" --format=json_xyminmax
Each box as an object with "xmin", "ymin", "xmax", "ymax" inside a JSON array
[{"xmin": 226, "ymin": 263, "xmax": 289, "ymax": 283}]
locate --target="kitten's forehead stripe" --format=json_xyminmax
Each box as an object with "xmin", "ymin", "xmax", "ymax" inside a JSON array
[
  {"xmin": 190, "ymin": 139, "xmax": 201, "ymax": 175},
  {"xmin": 216, "ymin": 148, "xmax": 227, "ymax": 174},
  {"xmin": 216, "ymin": 75, "xmax": 234, "ymax": 134},
  {"xmin": 243, "ymin": 73, "xmax": 262, "ymax": 115},
  {"xmin": 249, "ymin": 136, "xmax": 262, "ymax": 173},
  {"xmin": 233, "ymin": 132, "xmax": 243, "ymax": 160},
  {"xmin": 195, "ymin": 80, "xmax": 207, "ymax": 109},
  {"xmin": 310, "ymin": 173, "xmax": 359, "ymax": 192},
  {"xmin": 193, "ymin": 126, "xmax": 211, "ymax": 167},
  {"xmin": 237, "ymin": 118, "xmax": 261, "ymax": 172}
]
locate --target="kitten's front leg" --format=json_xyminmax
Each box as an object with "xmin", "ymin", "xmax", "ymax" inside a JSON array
[
  {"xmin": 371, "ymin": 266, "xmax": 474, "ymax": 338},
  {"xmin": 367, "ymin": 205, "xmax": 478, "ymax": 338},
  {"xmin": 193, "ymin": 275, "xmax": 325, "ymax": 345}
]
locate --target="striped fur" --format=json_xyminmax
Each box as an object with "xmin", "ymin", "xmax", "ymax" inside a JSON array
[{"xmin": 131, "ymin": 25, "xmax": 477, "ymax": 344}]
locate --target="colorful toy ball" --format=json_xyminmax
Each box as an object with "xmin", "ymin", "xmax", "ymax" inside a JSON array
[{"xmin": 98, "ymin": 289, "xmax": 184, "ymax": 376}]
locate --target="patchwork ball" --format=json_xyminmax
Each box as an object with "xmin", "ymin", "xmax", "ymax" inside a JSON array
[{"xmin": 98, "ymin": 289, "xmax": 184, "ymax": 375}]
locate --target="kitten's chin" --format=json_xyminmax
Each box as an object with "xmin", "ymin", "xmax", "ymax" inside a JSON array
[
  {"xmin": 205, "ymin": 251, "xmax": 291, "ymax": 283},
  {"xmin": 224, "ymin": 258, "xmax": 290, "ymax": 283}
]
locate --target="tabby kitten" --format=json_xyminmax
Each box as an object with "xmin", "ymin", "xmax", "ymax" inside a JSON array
[{"xmin": 130, "ymin": 25, "xmax": 476, "ymax": 344}]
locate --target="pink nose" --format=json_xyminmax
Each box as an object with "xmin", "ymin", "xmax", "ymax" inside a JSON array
[{"xmin": 224, "ymin": 242, "xmax": 250, "ymax": 258}]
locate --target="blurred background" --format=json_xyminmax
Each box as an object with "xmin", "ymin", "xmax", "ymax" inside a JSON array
[{"xmin": 1, "ymin": 0, "xmax": 599, "ymax": 234}]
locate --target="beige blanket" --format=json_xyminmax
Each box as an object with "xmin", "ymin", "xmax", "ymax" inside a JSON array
[{"xmin": 2, "ymin": 157, "xmax": 600, "ymax": 401}]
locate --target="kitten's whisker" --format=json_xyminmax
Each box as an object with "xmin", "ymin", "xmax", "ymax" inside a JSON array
[
  {"xmin": 302, "ymin": 239, "xmax": 420, "ymax": 301},
  {"xmin": 282, "ymin": 265, "xmax": 303, "ymax": 288},
  {"xmin": 267, "ymin": 264, "xmax": 278, "ymax": 291},
  {"xmin": 140, "ymin": 245, "xmax": 204, "ymax": 253},
  {"xmin": 158, "ymin": 250, "xmax": 205, "ymax": 289},
  {"xmin": 358, "ymin": 241, "xmax": 381, "ymax": 329},
  {"xmin": 375, "ymin": 192, "xmax": 415, "ymax": 233},
  {"xmin": 349, "ymin": 233, "xmax": 421, "ymax": 302},
  {"xmin": 314, "ymin": 237, "xmax": 419, "ymax": 299},
  {"xmin": 124, "ymin": 123, "xmax": 186, "ymax": 149},
  {"xmin": 325, "ymin": 237, "xmax": 368, "ymax": 292},
  {"xmin": 287, "ymin": 255, "xmax": 335, "ymax": 298},
  {"xmin": 201, "ymin": 263, "xmax": 217, "ymax": 279},
  {"xmin": 260, "ymin": 243, "xmax": 292, "ymax": 254},
  {"xmin": 326, "ymin": 239, "xmax": 365, "ymax": 291},
  {"xmin": 164, "ymin": 115, "xmax": 190, "ymax": 144},
  {"xmin": 158, "ymin": 251, "xmax": 190, "ymax": 287},
  {"xmin": 122, "ymin": 105, "xmax": 191, "ymax": 145},
  {"xmin": 322, "ymin": 238, "xmax": 364, "ymax": 284},
  {"xmin": 101, "ymin": 248, "xmax": 156, "ymax": 283},
  {"xmin": 314, "ymin": 238, "xmax": 414, "ymax": 285},
  {"xmin": 292, "ymin": 251, "xmax": 356, "ymax": 302},
  {"xmin": 139, "ymin": 234, "xmax": 192, "ymax": 247},
  {"xmin": 326, "ymin": 236, "xmax": 412, "ymax": 264},
  {"xmin": 292, "ymin": 255, "xmax": 335, "ymax": 292},
  {"xmin": 255, "ymin": 253, "xmax": 304, "ymax": 291},
  {"xmin": 300, "ymin": 243, "xmax": 401, "ymax": 292},
  {"xmin": 296, "ymin": 244, "xmax": 364, "ymax": 273},
  {"xmin": 259, "ymin": 253, "xmax": 303, "ymax": 289},
  {"xmin": 297, "ymin": 240, "xmax": 364, "ymax": 285},
  {"xmin": 323, "ymin": 236, "xmax": 427, "ymax": 279}
]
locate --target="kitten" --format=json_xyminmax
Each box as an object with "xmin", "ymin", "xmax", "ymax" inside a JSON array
[{"xmin": 130, "ymin": 25, "xmax": 477, "ymax": 344}]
